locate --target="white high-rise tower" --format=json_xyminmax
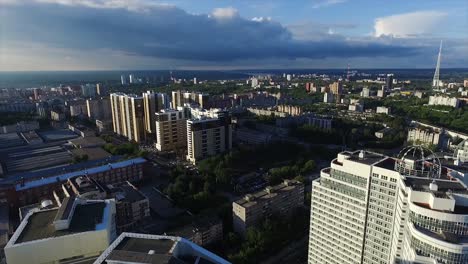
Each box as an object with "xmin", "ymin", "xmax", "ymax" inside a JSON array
[
  {"xmin": 308, "ymin": 147, "xmax": 468, "ymax": 264},
  {"xmin": 432, "ymin": 40, "xmax": 443, "ymax": 88}
]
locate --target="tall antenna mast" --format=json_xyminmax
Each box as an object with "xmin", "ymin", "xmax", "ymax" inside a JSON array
[{"xmin": 432, "ymin": 40, "xmax": 442, "ymax": 89}]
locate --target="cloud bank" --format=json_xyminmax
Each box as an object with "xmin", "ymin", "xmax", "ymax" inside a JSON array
[
  {"xmin": 374, "ymin": 11, "xmax": 448, "ymax": 37},
  {"xmin": 1, "ymin": 0, "xmax": 419, "ymax": 63},
  {"xmin": 1, "ymin": 1, "xmax": 465, "ymax": 70}
]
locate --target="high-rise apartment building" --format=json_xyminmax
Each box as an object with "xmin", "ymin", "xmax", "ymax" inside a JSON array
[
  {"xmin": 155, "ymin": 109, "xmax": 187, "ymax": 151},
  {"xmin": 96, "ymin": 83, "xmax": 108, "ymax": 96},
  {"xmin": 308, "ymin": 149, "xmax": 468, "ymax": 264},
  {"xmin": 186, "ymin": 110, "xmax": 232, "ymax": 164},
  {"xmin": 171, "ymin": 90, "xmax": 209, "ymax": 109},
  {"xmin": 329, "ymin": 81, "xmax": 343, "ymax": 95},
  {"xmin": 86, "ymin": 97, "xmax": 111, "ymax": 121},
  {"xmin": 110, "ymin": 93, "xmax": 145, "ymax": 143},
  {"xmin": 386, "ymin": 74, "xmax": 394, "ymax": 90},
  {"xmin": 81, "ymin": 83, "xmax": 97, "ymax": 97},
  {"xmin": 143, "ymin": 91, "xmax": 168, "ymax": 134}
]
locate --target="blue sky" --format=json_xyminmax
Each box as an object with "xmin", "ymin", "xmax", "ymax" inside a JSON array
[{"xmin": 0, "ymin": 0, "xmax": 467, "ymax": 70}]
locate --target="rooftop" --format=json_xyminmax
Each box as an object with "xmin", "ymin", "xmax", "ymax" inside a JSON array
[
  {"xmin": 4, "ymin": 155, "xmax": 123, "ymax": 184},
  {"xmin": 15, "ymin": 201, "xmax": 106, "ymax": 244},
  {"xmin": 346, "ymin": 150, "xmax": 387, "ymax": 166},
  {"xmin": 404, "ymin": 177, "xmax": 468, "ymax": 195},
  {"xmin": 414, "ymin": 224, "xmax": 468, "ymax": 244},
  {"xmin": 234, "ymin": 180, "xmax": 303, "ymax": 208},
  {"xmin": 106, "ymin": 182, "xmax": 146, "ymax": 203},
  {"xmin": 14, "ymin": 157, "xmax": 146, "ymax": 191},
  {"xmin": 94, "ymin": 233, "xmax": 230, "ymax": 264}
]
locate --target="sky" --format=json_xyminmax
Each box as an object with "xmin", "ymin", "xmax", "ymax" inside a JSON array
[{"xmin": 0, "ymin": 0, "xmax": 467, "ymax": 71}]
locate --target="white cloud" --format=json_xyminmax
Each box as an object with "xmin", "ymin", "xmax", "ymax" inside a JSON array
[
  {"xmin": 2, "ymin": 0, "xmax": 173, "ymax": 12},
  {"xmin": 252, "ymin": 17, "xmax": 271, "ymax": 22},
  {"xmin": 311, "ymin": 0, "xmax": 347, "ymax": 9},
  {"xmin": 211, "ymin": 7, "xmax": 238, "ymax": 20},
  {"xmin": 374, "ymin": 11, "xmax": 448, "ymax": 38}
]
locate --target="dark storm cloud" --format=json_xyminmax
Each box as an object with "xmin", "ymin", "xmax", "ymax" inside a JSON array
[{"xmin": 1, "ymin": 2, "xmax": 420, "ymax": 62}]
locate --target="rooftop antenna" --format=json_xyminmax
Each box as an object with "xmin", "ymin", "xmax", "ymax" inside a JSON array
[{"xmin": 432, "ymin": 40, "xmax": 443, "ymax": 89}]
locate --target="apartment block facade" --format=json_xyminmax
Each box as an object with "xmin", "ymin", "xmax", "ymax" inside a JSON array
[
  {"xmin": 308, "ymin": 150, "xmax": 468, "ymax": 264},
  {"xmin": 233, "ymin": 180, "xmax": 304, "ymax": 236}
]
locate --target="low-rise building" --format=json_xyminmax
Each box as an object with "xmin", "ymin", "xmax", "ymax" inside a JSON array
[
  {"xmin": 349, "ymin": 103, "xmax": 364, "ymax": 112},
  {"xmin": 429, "ymin": 95, "xmax": 460, "ymax": 108},
  {"xmin": 0, "ymin": 121, "xmax": 39, "ymax": 134},
  {"xmin": 105, "ymin": 181, "xmax": 150, "ymax": 233},
  {"xmin": 96, "ymin": 119, "xmax": 113, "ymax": 133},
  {"xmin": 375, "ymin": 127, "xmax": 394, "ymax": 139},
  {"xmin": 5, "ymin": 198, "xmax": 116, "ymax": 264},
  {"xmin": 376, "ymin": 106, "xmax": 391, "ymax": 115},
  {"xmin": 232, "ymin": 180, "xmax": 304, "ymax": 236},
  {"xmin": 94, "ymin": 232, "xmax": 230, "ymax": 264},
  {"xmin": 407, "ymin": 127, "xmax": 442, "ymax": 147},
  {"xmin": 12, "ymin": 157, "xmax": 147, "ymax": 207},
  {"xmin": 455, "ymin": 139, "xmax": 468, "ymax": 163},
  {"xmin": 170, "ymin": 217, "xmax": 223, "ymax": 247}
]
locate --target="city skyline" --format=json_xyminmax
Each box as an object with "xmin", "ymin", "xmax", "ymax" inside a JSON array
[{"xmin": 1, "ymin": 0, "xmax": 467, "ymax": 71}]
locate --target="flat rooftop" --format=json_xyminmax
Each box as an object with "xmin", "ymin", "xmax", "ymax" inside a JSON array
[
  {"xmin": 15, "ymin": 157, "xmax": 146, "ymax": 191},
  {"xmin": 414, "ymin": 225, "xmax": 468, "ymax": 244},
  {"xmin": 16, "ymin": 201, "xmax": 105, "ymax": 244},
  {"xmin": 107, "ymin": 182, "xmax": 146, "ymax": 203},
  {"xmin": 5, "ymin": 155, "xmax": 122, "ymax": 184},
  {"xmin": 404, "ymin": 177, "xmax": 468, "ymax": 195},
  {"xmin": 346, "ymin": 151, "xmax": 387, "ymax": 166},
  {"xmin": 37, "ymin": 129, "xmax": 79, "ymax": 142},
  {"xmin": 234, "ymin": 180, "xmax": 303, "ymax": 208},
  {"xmin": 107, "ymin": 237, "xmax": 183, "ymax": 264},
  {"xmin": 95, "ymin": 234, "xmax": 226, "ymax": 264}
]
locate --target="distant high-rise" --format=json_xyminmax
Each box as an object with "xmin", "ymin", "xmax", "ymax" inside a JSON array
[
  {"xmin": 329, "ymin": 81, "xmax": 343, "ymax": 95},
  {"xmin": 121, "ymin": 75, "xmax": 127, "ymax": 85},
  {"xmin": 386, "ymin": 74, "xmax": 394, "ymax": 90},
  {"xmin": 432, "ymin": 40, "xmax": 443, "ymax": 88},
  {"xmin": 129, "ymin": 74, "xmax": 135, "ymax": 84},
  {"xmin": 251, "ymin": 77, "xmax": 259, "ymax": 88},
  {"xmin": 96, "ymin": 83, "xmax": 108, "ymax": 96},
  {"xmin": 81, "ymin": 83, "xmax": 97, "ymax": 97}
]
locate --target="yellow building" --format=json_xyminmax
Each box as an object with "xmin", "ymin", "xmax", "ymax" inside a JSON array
[
  {"xmin": 110, "ymin": 93, "xmax": 145, "ymax": 143},
  {"xmin": 155, "ymin": 109, "xmax": 187, "ymax": 151}
]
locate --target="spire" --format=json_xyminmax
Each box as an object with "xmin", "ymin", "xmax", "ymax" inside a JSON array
[{"xmin": 432, "ymin": 40, "xmax": 442, "ymax": 88}]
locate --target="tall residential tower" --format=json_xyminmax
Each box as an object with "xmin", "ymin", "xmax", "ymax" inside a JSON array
[{"xmin": 308, "ymin": 147, "xmax": 468, "ymax": 264}]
